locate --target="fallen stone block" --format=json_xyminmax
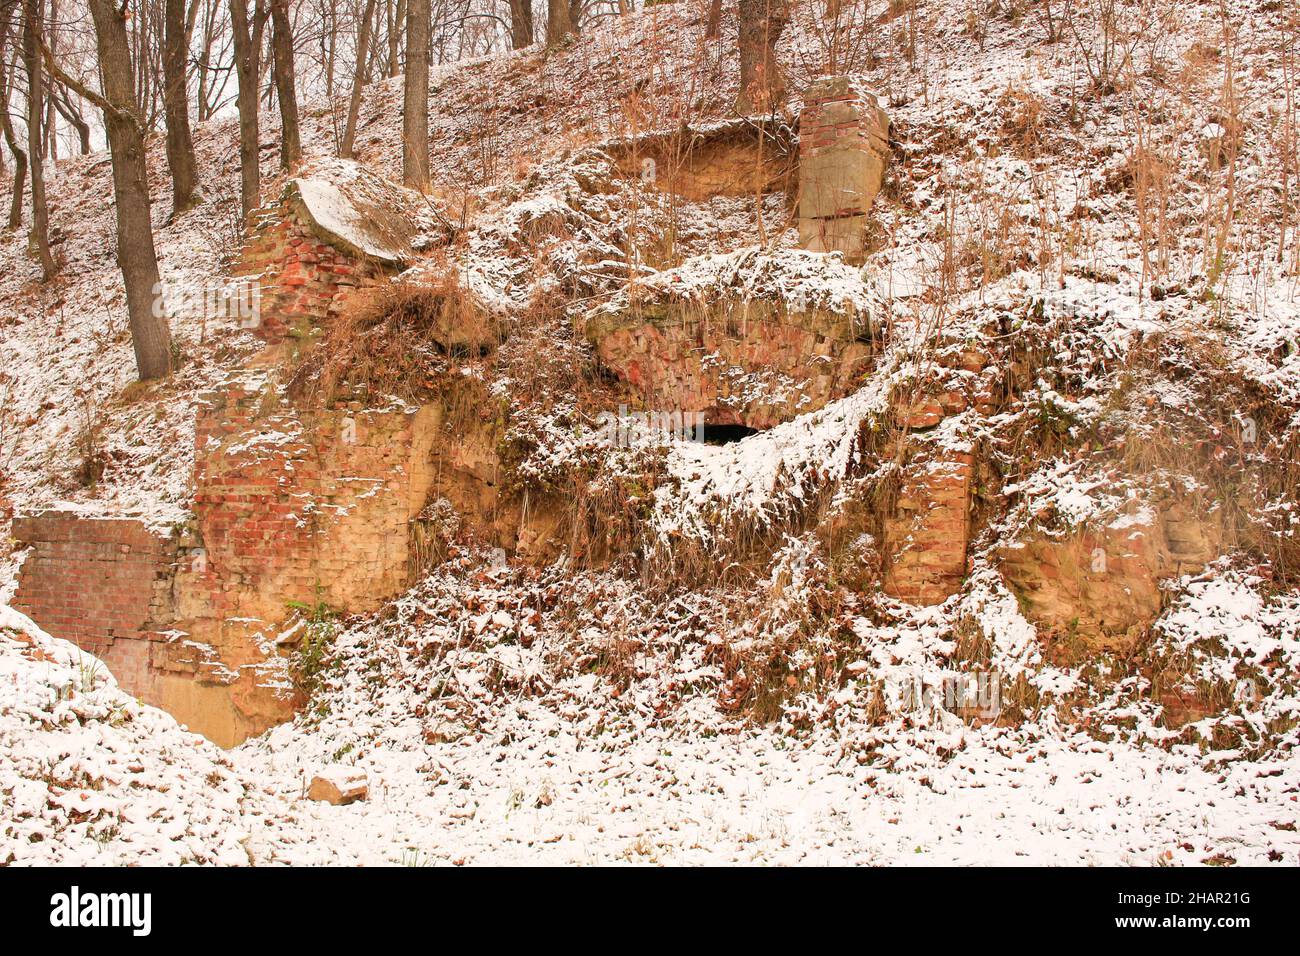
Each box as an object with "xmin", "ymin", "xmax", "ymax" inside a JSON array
[{"xmin": 308, "ymin": 767, "xmax": 370, "ymax": 805}]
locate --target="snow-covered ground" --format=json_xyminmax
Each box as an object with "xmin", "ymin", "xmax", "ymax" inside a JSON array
[{"xmin": 4, "ymin": 597, "xmax": 1297, "ymax": 866}]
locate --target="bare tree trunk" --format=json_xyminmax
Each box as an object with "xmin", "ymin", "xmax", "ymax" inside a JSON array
[
  {"xmin": 322, "ymin": 3, "xmax": 335, "ymax": 98},
  {"xmin": 508, "ymin": 0, "xmax": 533, "ymax": 49},
  {"xmin": 21, "ymin": 0, "xmax": 55, "ymax": 278},
  {"xmin": 163, "ymin": 0, "xmax": 200, "ymax": 213},
  {"xmin": 86, "ymin": 0, "xmax": 174, "ymax": 380},
  {"xmin": 402, "ymin": 0, "xmax": 428, "ymax": 188},
  {"xmin": 44, "ymin": 91, "xmax": 55, "ymax": 161},
  {"xmin": 0, "ymin": 39, "xmax": 28, "ymax": 231},
  {"xmin": 51, "ymin": 88, "xmax": 92, "ymax": 154},
  {"xmin": 705, "ymin": 0, "xmax": 722, "ymax": 39},
  {"xmin": 736, "ymin": 0, "xmax": 789, "ymax": 113},
  {"xmin": 229, "ymin": 0, "xmax": 261, "ymax": 219},
  {"xmin": 195, "ymin": 0, "xmax": 220, "ymax": 121},
  {"xmin": 387, "ymin": 0, "xmax": 403, "ymax": 78},
  {"xmin": 546, "ymin": 0, "xmax": 574, "ymax": 48},
  {"xmin": 269, "ymin": 0, "xmax": 300, "ymax": 170},
  {"xmin": 341, "ymin": 0, "xmax": 377, "ymax": 157}
]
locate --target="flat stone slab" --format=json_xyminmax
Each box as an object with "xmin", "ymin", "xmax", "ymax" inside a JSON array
[{"xmin": 287, "ymin": 162, "xmax": 418, "ymax": 267}]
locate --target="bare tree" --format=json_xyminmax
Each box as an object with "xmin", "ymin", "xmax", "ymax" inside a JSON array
[
  {"xmin": 341, "ymin": 0, "xmax": 377, "ymax": 156},
  {"xmin": 508, "ymin": 0, "xmax": 533, "ymax": 49},
  {"xmin": 163, "ymin": 0, "xmax": 200, "ymax": 213},
  {"xmin": 386, "ymin": 0, "xmax": 403, "ymax": 77},
  {"xmin": 269, "ymin": 0, "xmax": 301, "ymax": 169},
  {"xmin": 0, "ymin": 6, "xmax": 27, "ymax": 232},
  {"xmin": 546, "ymin": 0, "xmax": 573, "ymax": 48},
  {"xmin": 86, "ymin": 0, "xmax": 173, "ymax": 380},
  {"xmin": 229, "ymin": 0, "xmax": 264, "ymax": 219},
  {"xmin": 705, "ymin": 0, "xmax": 722, "ymax": 40},
  {"xmin": 402, "ymin": 0, "xmax": 429, "ymax": 188},
  {"xmin": 21, "ymin": 0, "xmax": 55, "ymax": 278},
  {"xmin": 51, "ymin": 85, "xmax": 92, "ymax": 154},
  {"xmin": 736, "ymin": 0, "xmax": 788, "ymax": 113}
]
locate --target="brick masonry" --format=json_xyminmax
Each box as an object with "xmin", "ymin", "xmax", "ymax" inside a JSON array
[
  {"xmin": 797, "ymin": 75, "xmax": 890, "ymax": 262},
  {"xmin": 588, "ymin": 298, "xmax": 874, "ymax": 430},
  {"xmin": 881, "ymin": 347, "xmax": 997, "ymax": 606},
  {"xmin": 10, "ymin": 175, "xmax": 426, "ymax": 746},
  {"xmin": 11, "ymin": 513, "xmax": 179, "ymax": 699},
  {"xmin": 231, "ymin": 189, "xmax": 382, "ymax": 344}
]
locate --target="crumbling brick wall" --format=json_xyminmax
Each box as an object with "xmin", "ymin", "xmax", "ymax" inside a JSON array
[
  {"xmin": 10, "ymin": 513, "xmax": 179, "ymax": 698},
  {"xmin": 131, "ymin": 377, "xmax": 440, "ymax": 745},
  {"xmin": 589, "ymin": 299, "xmax": 874, "ymax": 429},
  {"xmin": 232, "ymin": 196, "xmax": 378, "ymax": 344},
  {"xmin": 881, "ymin": 348, "xmax": 995, "ymax": 606},
  {"xmin": 798, "ymin": 75, "xmax": 890, "ymax": 262},
  {"xmin": 182, "ymin": 378, "xmax": 438, "ymax": 625},
  {"xmin": 10, "ymin": 171, "xmax": 430, "ymax": 745}
]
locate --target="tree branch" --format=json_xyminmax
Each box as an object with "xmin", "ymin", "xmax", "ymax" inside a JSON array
[{"xmin": 37, "ymin": 33, "xmax": 139, "ymax": 130}]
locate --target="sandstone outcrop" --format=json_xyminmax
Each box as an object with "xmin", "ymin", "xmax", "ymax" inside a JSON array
[
  {"xmin": 998, "ymin": 505, "xmax": 1222, "ymax": 655},
  {"xmin": 585, "ymin": 249, "xmax": 877, "ymax": 430},
  {"xmin": 797, "ymin": 76, "xmax": 890, "ymax": 262},
  {"xmin": 602, "ymin": 118, "xmax": 795, "ymax": 200}
]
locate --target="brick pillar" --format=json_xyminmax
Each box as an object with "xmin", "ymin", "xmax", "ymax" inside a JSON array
[
  {"xmin": 880, "ymin": 348, "xmax": 993, "ymax": 606},
  {"xmin": 798, "ymin": 76, "xmax": 890, "ymax": 262}
]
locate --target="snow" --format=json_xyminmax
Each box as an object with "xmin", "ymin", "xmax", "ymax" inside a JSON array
[
  {"xmin": 0, "ymin": 606, "xmax": 248, "ymax": 865},
  {"xmin": 6, "ymin": 573, "xmax": 1297, "ymax": 866}
]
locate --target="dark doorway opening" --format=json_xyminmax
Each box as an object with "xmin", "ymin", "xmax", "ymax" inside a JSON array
[{"xmin": 701, "ymin": 423, "xmax": 760, "ymax": 445}]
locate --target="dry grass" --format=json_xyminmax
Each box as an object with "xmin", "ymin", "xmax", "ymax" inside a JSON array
[{"xmin": 287, "ymin": 265, "xmax": 494, "ymax": 406}]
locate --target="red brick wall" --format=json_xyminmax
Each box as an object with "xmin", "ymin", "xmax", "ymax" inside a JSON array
[
  {"xmin": 9, "ymin": 194, "xmax": 412, "ymax": 744},
  {"xmin": 11, "ymin": 512, "xmax": 178, "ymax": 696},
  {"xmin": 881, "ymin": 347, "xmax": 995, "ymax": 606},
  {"xmin": 185, "ymin": 382, "xmax": 434, "ymax": 624},
  {"xmin": 232, "ymin": 196, "xmax": 377, "ymax": 343}
]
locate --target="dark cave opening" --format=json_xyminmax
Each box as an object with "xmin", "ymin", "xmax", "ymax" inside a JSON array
[{"xmin": 700, "ymin": 423, "xmax": 761, "ymax": 445}]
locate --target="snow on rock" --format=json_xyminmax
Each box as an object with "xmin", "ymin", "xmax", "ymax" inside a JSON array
[
  {"xmin": 288, "ymin": 160, "xmax": 422, "ymax": 266},
  {"xmin": 307, "ymin": 767, "xmax": 370, "ymax": 806},
  {"xmin": 590, "ymin": 247, "xmax": 877, "ymax": 320}
]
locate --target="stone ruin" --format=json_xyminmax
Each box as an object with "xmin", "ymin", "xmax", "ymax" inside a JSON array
[
  {"xmin": 602, "ymin": 118, "xmax": 795, "ymax": 201},
  {"xmin": 584, "ymin": 250, "xmax": 876, "ymax": 430},
  {"xmin": 13, "ymin": 166, "xmax": 429, "ymax": 746},
  {"xmin": 9, "ymin": 82, "xmax": 902, "ymax": 746},
  {"xmin": 12, "ymin": 77, "xmax": 1218, "ymax": 746},
  {"xmin": 797, "ymin": 76, "xmax": 891, "ymax": 263}
]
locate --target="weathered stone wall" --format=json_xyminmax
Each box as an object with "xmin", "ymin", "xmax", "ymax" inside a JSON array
[
  {"xmin": 10, "ymin": 389, "xmax": 443, "ymax": 748},
  {"xmin": 882, "ymin": 451, "xmax": 976, "ymax": 606},
  {"xmin": 881, "ymin": 347, "xmax": 996, "ymax": 606},
  {"xmin": 604, "ymin": 119, "xmax": 795, "ymax": 200},
  {"xmin": 798, "ymin": 76, "xmax": 890, "ymax": 262},
  {"xmin": 185, "ymin": 379, "xmax": 438, "ymax": 623},
  {"xmin": 10, "ymin": 170, "xmax": 432, "ymax": 746},
  {"xmin": 137, "ymin": 378, "xmax": 440, "ymax": 745},
  {"xmin": 998, "ymin": 506, "xmax": 1222, "ymax": 656},
  {"xmin": 232, "ymin": 195, "xmax": 376, "ymax": 344},
  {"xmin": 11, "ymin": 513, "xmax": 179, "ymax": 700},
  {"xmin": 588, "ymin": 299, "xmax": 874, "ymax": 430}
]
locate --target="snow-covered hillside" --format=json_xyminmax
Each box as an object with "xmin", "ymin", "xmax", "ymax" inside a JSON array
[{"xmin": 3, "ymin": 1, "xmax": 1299, "ymax": 866}]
